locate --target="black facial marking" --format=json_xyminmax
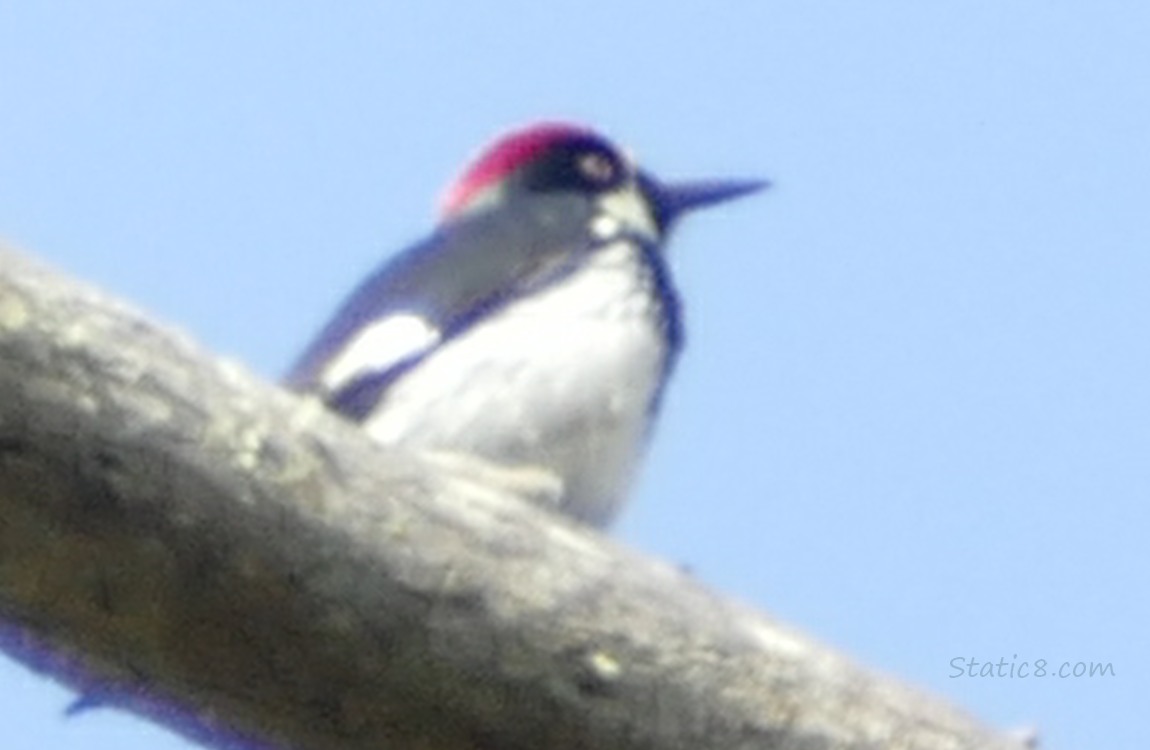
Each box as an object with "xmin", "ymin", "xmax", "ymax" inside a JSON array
[{"xmin": 522, "ymin": 136, "xmax": 628, "ymax": 196}]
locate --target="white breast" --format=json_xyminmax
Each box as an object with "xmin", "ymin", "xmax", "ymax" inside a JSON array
[{"xmin": 364, "ymin": 239, "xmax": 667, "ymax": 525}]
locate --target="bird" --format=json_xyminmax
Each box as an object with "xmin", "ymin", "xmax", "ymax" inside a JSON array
[{"xmin": 285, "ymin": 122, "xmax": 764, "ymax": 526}]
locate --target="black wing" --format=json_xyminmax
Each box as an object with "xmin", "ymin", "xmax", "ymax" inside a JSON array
[{"xmin": 284, "ymin": 195, "xmax": 597, "ymax": 418}]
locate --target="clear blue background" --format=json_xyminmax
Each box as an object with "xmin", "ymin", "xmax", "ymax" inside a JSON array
[{"xmin": 1, "ymin": 3, "xmax": 1144, "ymax": 748}]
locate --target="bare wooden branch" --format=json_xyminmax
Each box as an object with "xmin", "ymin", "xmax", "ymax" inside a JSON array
[{"xmin": 0, "ymin": 247, "xmax": 1025, "ymax": 750}]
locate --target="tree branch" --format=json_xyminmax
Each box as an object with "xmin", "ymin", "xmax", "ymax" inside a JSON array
[{"xmin": 0, "ymin": 247, "xmax": 1024, "ymax": 750}]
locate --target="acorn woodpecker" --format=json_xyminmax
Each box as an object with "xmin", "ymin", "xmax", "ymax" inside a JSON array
[{"xmin": 286, "ymin": 123, "xmax": 764, "ymax": 526}]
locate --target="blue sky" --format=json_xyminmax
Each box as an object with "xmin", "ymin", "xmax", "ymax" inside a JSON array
[{"xmin": 1, "ymin": 3, "xmax": 1145, "ymax": 748}]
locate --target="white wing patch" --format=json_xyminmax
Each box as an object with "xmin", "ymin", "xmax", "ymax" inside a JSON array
[{"xmin": 320, "ymin": 313, "xmax": 441, "ymax": 393}]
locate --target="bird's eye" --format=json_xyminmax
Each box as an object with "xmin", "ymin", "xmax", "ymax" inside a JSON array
[{"xmin": 576, "ymin": 151, "xmax": 617, "ymax": 185}]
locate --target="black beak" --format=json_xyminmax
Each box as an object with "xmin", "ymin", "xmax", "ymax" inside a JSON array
[{"xmin": 641, "ymin": 173, "xmax": 768, "ymax": 231}]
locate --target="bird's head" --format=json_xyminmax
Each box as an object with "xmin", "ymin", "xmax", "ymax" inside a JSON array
[{"xmin": 439, "ymin": 122, "xmax": 765, "ymax": 242}]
